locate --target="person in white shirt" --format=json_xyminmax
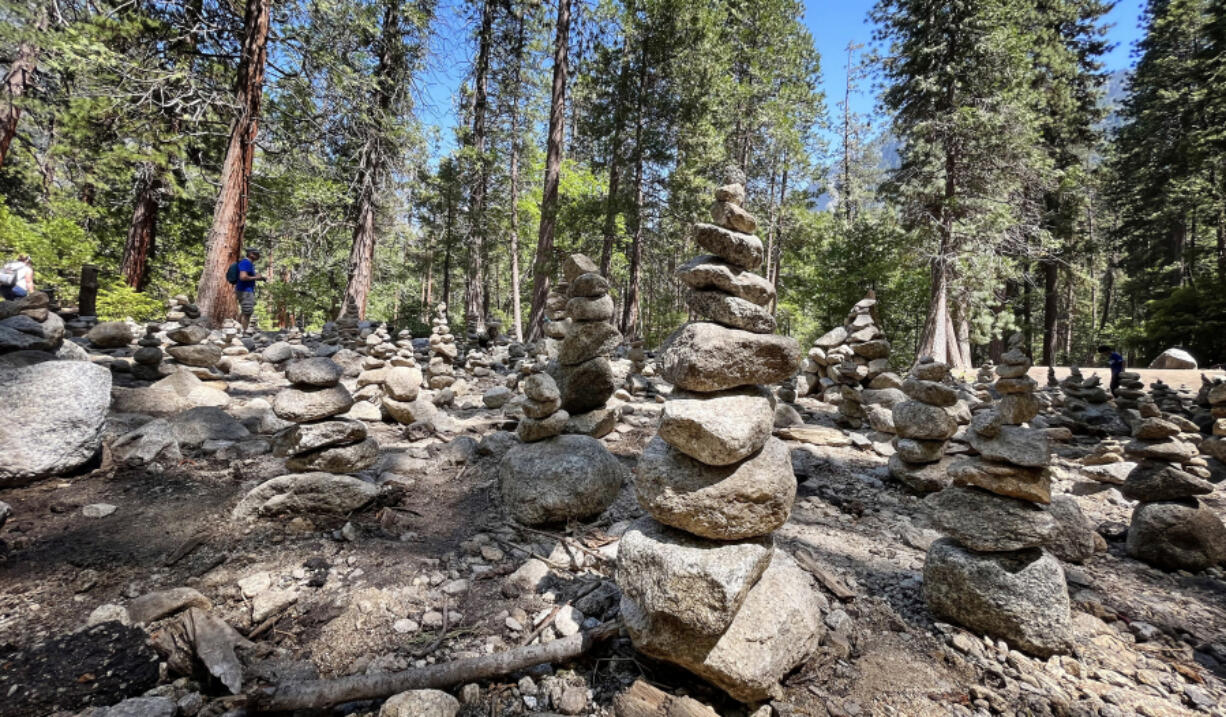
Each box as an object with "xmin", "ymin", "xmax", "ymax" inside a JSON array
[{"xmin": 0, "ymin": 254, "xmax": 34, "ymax": 300}]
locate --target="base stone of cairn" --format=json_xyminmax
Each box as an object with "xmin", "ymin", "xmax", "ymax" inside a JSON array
[
  {"xmin": 1123, "ymin": 393, "xmax": 1226, "ymax": 571},
  {"xmin": 619, "ymin": 174, "xmax": 821, "ymax": 702},
  {"xmin": 889, "ymin": 357, "xmax": 957, "ymax": 493},
  {"xmin": 923, "ymin": 333, "xmax": 1071, "ymax": 658},
  {"xmin": 499, "ymin": 373, "xmax": 626, "ymax": 525},
  {"xmin": 426, "ymin": 304, "xmax": 458, "ymax": 390}
]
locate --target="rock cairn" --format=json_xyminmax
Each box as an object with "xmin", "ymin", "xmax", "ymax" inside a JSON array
[
  {"xmin": 0, "ymin": 292, "xmax": 65, "ymax": 354},
  {"xmin": 924, "ymin": 333, "xmax": 1070, "ymax": 657},
  {"xmin": 1113, "ymin": 370, "xmax": 1147, "ymax": 421},
  {"xmin": 799, "ymin": 295, "xmax": 891, "ymax": 410},
  {"xmin": 164, "ymin": 295, "xmax": 197, "ymax": 324},
  {"xmin": 272, "ymin": 357, "xmax": 377, "ymax": 474},
  {"xmin": 132, "ymin": 324, "xmax": 165, "ymax": 381},
  {"xmin": 1149, "ymin": 379, "xmax": 1190, "ymax": 417},
  {"xmin": 1058, "ymin": 367, "xmax": 1119, "ymax": 434},
  {"xmin": 517, "ymin": 373, "xmax": 568, "ymax": 443},
  {"xmin": 618, "ymin": 176, "xmax": 820, "ymax": 702},
  {"xmin": 889, "ymin": 357, "xmax": 957, "ymax": 493},
  {"xmin": 427, "ymin": 304, "xmax": 458, "ymax": 390},
  {"xmin": 166, "ymin": 322, "xmax": 221, "ymax": 374},
  {"xmin": 971, "ymin": 361, "xmax": 995, "ymax": 402},
  {"xmin": 1123, "ymin": 398, "xmax": 1226, "ymax": 572},
  {"xmin": 542, "ymin": 282, "xmax": 570, "ymax": 347},
  {"xmin": 549, "ymin": 254, "xmax": 619, "ymax": 418}
]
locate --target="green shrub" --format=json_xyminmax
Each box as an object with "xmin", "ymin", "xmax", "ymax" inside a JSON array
[{"xmin": 97, "ymin": 281, "xmax": 165, "ymax": 322}]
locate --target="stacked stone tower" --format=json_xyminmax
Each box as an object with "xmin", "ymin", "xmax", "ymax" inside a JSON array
[
  {"xmin": 272, "ymin": 357, "xmax": 377, "ymax": 474},
  {"xmin": 798, "ymin": 295, "xmax": 890, "ymax": 409},
  {"xmin": 426, "ymin": 303, "xmax": 458, "ymax": 389},
  {"xmin": 889, "ymin": 357, "xmax": 957, "ymax": 493},
  {"xmin": 1122, "ymin": 406, "xmax": 1226, "ymax": 571},
  {"xmin": 550, "ymin": 254, "xmax": 619, "ymax": 417},
  {"xmin": 617, "ymin": 175, "xmax": 820, "ymax": 702},
  {"xmin": 132, "ymin": 324, "xmax": 164, "ymax": 381},
  {"xmin": 923, "ymin": 333, "xmax": 1070, "ymax": 657}
]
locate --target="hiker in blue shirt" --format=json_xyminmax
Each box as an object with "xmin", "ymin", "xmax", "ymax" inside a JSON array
[
  {"xmin": 234, "ymin": 247, "xmax": 266, "ymax": 332},
  {"xmin": 1098, "ymin": 344, "xmax": 1125, "ymax": 397}
]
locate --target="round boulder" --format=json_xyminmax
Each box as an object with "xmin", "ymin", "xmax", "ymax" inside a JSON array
[
  {"xmin": 498, "ymin": 434, "xmax": 627, "ymax": 525},
  {"xmin": 1126, "ymin": 499, "xmax": 1226, "ymax": 572}
]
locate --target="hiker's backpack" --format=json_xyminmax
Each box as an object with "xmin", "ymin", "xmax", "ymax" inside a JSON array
[
  {"xmin": 0, "ymin": 261, "xmax": 21, "ymax": 288},
  {"xmin": 226, "ymin": 262, "xmax": 240, "ymax": 285}
]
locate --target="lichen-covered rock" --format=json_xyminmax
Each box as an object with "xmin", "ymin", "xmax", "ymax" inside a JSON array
[
  {"xmin": 658, "ymin": 387, "xmax": 773, "ymax": 466},
  {"xmin": 498, "ymin": 435, "xmax": 627, "ymax": 525},
  {"xmin": 660, "ymin": 322, "xmax": 800, "ymax": 392}
]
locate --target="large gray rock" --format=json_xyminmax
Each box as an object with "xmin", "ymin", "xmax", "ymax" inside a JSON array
[
  {"xmin": 1123, "ymin": 438, "xmax": 1198, "ymax": 463},
  {"xmin": 166, "ymin": 344, "xmax": 222, "ymax": 368},
  {"xmin": 112, "ymin": 418, "xmax": 182, "ymax": 466},
  {"xmin": 893, "ymin": 437, "xmax": 945, "ymax": 464},
  {"xmin": 286, "ymin": 436, "xmax": 379, "ymax": 473},
  {"xmin": 382, "ymin": 396, "xmax": 437, "ymax": 425},
  {"xmin": 168, "ymin": 407, "xmax": 251, "ymax": 448},
  {"xmin": 232, "ymin": 472, "xmax": 378, "ymax": 520},
  {"xmin": 1126, "ymin": 499, "xmax": 1226, "ymax": 572},
  {"xmin": 693, "ymin": 223, "xmax": 763, "ymax": 270},
  {"xmin": 901, "ymin": 378, "xmax": 957, "ymax": 407},
  {"xmin": 1149, "ymin": 347, "xmax": 1197, "ymax": 370},
  {"xmin": 923, "ymin": 539, "xmax": 1071, "ymax": 657},
  {"xmin": 284, "ymin": 357, "xmax": 342, "ymax": 387},
  {"xmin": 927, "ymin": 486, "xmax": 1056, "ymax": 552},
  {"xmin": 262, "ymin": 341, "xmax": 294, "ymax": 363},
  {"xmin": 0, "ymin": 361, "xmax": 110, "ymax": 485},
  {"xmin": 636, "ymin": 436, "xmax": 794, "ymax": 540},
  {"xmin": 658, "ymin": 387, "xmax": 773, "ymax": 465},
  {"xmin": 948, "ymin": 456, "xmax": 1051, "ymax": 504},
  {"xmin": 516, "ymin": 410, "xmax": 568, "ymax": 442},
  {"xmin": 622, "ymin": 551, "xmax": 825, "ymax": 702},
  {"xmin": 618, "ymin": 517, "xmax": 773, "ymax": 635},
  {"xmin": 685, "ymin": 290, "xmax": 775, "ymax": 334},
  {"xmin": 558, "ymin": 322, "xmax": 620, "ymax": 365},
  {"xmin": 272, "ymin": 419, "xmax": 366, "ymax": 457},
  {"xmin": 966, "ymin": 425, "xmax": 1050, "ymax": 468},
  {"xmin": 892, "ymin": 401, "xmax": 957, "ymax": 441},
  {"xmin": 0, "ymin": 312, "xmax": 64, "ymax": 352},
  {"xmin": 383, "ymin": 366, "xmax": 423, "ymax": 401},
  {"xmin": 888, "ymin": 454, "xmax": 952, "ymax": 493},
  {"xmin": 676, "ymin": 255, "xmax": 774, "ymax": 306},
  {"xmin": 273, "ymin": 384, "xmax": 354, "ymax": 422},
  {"xmin": 1045, "ymin": 495, "xmax": 1096, "ymax": 564},
  {"xmin": 812, "ymin": 325, "xmax": 848, "ymax": 350},
  {"xmin": 550, "ymin": 357, "xmax": 616, "ymax": 414},
  {"xmin": 87, "ymin": 321, "xmax": 133, "ymax": 348},
  {"xmin": 498, "ymin": 434, "xmax": 627, "ymax": 525},
  {"xmin": 660, "ymin": 322, "xmax": 800, "ymax": 392},
  {"xmin": 566, "ymin": 294, "xmax": 614, "ymax": 321}
]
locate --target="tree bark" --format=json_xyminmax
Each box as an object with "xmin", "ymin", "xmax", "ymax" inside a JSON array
[
  {"xmin": 195, "ymin": 0, "xmax": 271, "ymax": 325},
  {"xmin": 526, "ymin": 0, "xmax": 571, "ymax": 341},
  {"xmin": 120, "ymin": 164, "xmax": 162, "ymax": 290},
  {"xmin": 339, "ymin": 0, "xmax": 400, "ymax": 320},
  {"xmin": 464, "ymin": 0, "xmax": 495, "ymax": 336},
  {"xmin": 507, "ymin": 7, "xmax": 526, "ymax": 341},
  {"xmin": 1041, "ymin": 257, "xmax": 1058, "ymax": 366},
  {"xmin": 0, "ymin": 8, "xmax": 44, "ymax": 169},
  {"xmin": 620, "ymin": 39, "xmax": 647, "ymax": 338},
  {"xmin": 599, "ymin": 48, "xmax": 631, "ymax": 277}
]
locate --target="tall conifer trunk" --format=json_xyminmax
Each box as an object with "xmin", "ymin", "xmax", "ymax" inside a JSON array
[
  {"xmin": 0, "ymin": 7, "xmax": 44, "ymax": 169},
  {"xmin": 464, "ymin": 0, "xmax": 494, "ymax": 336},
  {"xmin": 196, "ymin": 0, "xmax": 271, "ymax": 325},
  {"xmin": 120, "ymin": 164, "xmax": 162, "ymax": 290}
]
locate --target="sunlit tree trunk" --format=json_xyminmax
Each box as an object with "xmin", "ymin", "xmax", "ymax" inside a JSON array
[
  {"xmin": 120, "ymin": 163, "xmax": 162, "ymax": 290},
  {"xmin": 196, "ymin": 0, "xmax": 271, "ymax": 325},
  {"xmin": 0, "ymin": 7, "xmax": 44, "ymax": 169},
  {"xmin": 464, "ymin": 0, "xmax": 494, "ymax": 336}
]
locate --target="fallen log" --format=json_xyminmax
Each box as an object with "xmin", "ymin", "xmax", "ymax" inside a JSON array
[{"xmin": 249, "ymin": 621, "xmax": 619, "ymax": 711}]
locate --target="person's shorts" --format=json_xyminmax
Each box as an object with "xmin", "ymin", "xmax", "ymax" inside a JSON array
[{"xmin": 236, "ymin": 289, "xmax": 256, "ymax": 316}]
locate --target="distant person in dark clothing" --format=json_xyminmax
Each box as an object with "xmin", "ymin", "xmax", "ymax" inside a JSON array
[{"xmin": 1098, "ymin": 345, "xmax": 1124, "ymax": 397}]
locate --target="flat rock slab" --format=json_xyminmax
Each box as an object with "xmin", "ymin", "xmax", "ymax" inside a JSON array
[
  {"xmin": 927, "ymin": 486, "xmax": 1056, "ymax": 551},
  {"xmin": 777, "ymin": 424, "xmax": 852, "ymax": 447},
  {"xmin": 232, "ymin": 472, "xmax": 378, "ymax": 521},
  {"xmin": 659, "ymin": 387, "xmax": 774, "ymax": 465},
  {"xmin": 676, "ymin": 255, "xmax": 774, "ymax": 306}
]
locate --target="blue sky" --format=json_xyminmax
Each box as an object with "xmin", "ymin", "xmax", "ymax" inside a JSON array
[{"xmin": 417, "ymin": 0, "xmax": 1150, "ymax": 157}]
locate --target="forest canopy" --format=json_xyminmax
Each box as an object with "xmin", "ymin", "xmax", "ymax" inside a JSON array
[{"xmin": 1, "ymin": 0, "xmax": 1223, "ymax": 368}]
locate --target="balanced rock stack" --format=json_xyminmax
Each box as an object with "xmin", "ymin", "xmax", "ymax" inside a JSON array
[
  {"xmin": 888, "ymin": 357, "xmax": 957, "ymax": 493},
  {"xmin": 972, "ymin": 361, "xmax": 995, "ymax": 402},
  {"xmin": 498, "ymin": 371, "xmax": 626, "ymax": 525},
  {"xmin": 924, "ymin": 333, "xmax": 1070, "ymax": 657},
  {"xmin": 549, "ymin": 254, "xmax": 619, "ymax": 417},
  {"xmin": 1112, "ymin": 370, "xmax": 1147, "ymax": 420},
  {"xmin": 0, "ymin": 291, "xmax": 65, "ymax": 354},
  {"xmin": 798, "ymin": 294, "xmax": 891, "ymax": 403},
  {"xmin": 1123, "ymin": 402, "xmax": 1226, "ymax": 572},
  {"xmin": 132, "ymin": 324, "xmax": 165, "ymax": 381},
  {"xmin": 272, "ymin": 357, "xmax": 378, "ymax": 474},
  {"xmin": 617, "ymin": 177, "xmax": 821, "ymax": 702},
  {"xmin": 164, "ymin": 295, "xmax": 197, "ymax": 324},
  {"xmin": 426, "ymin": 304, "xmax": 458, "ymax": 389},
  {"xmin": 1058, "ymin": 367, "xmax": 1119, "ymax": 434},
  {"xmin": 542, "ymin": 282, "xmax": 570, "ymax": 344},
  {"xmin": 1149, "ymin": 379, "xmax": 1190, "ymax": 417},
  {"xmin": 166, "ymin": 322, "xmax": 221, "ymax": 373}
]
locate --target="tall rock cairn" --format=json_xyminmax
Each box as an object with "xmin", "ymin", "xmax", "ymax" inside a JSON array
[
  {"xmin": 618, "ymin": 176, "xmax": 821, "ymax": 702},
  {"xmin": 551, "ymin": 254, "xmax": 619, "ymax": 416},
  {"xmin": 1122, "ymin": 401, "xmax": 1226, "ymax": 572},
  {"xmin": 889, "ymin": 357, "xmax": 957, "ymax": 493},
  {"xmin": 132, "ymin": 324, "xmax": 165, "ymax": 381},
  {"xmin": 272, "ymin": 357, "xmax": 378, "ymax": 474},
  {"xmin": 427, "ymin": 303, "xmax": 458, "ymax": 390},
  {"xmin": 799, "ymin": 295, "xmax": 891, "ymax": 415},
  {"xmin": 923, "ymin": 333, "xmax": 1071, "ymax": 657}
]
